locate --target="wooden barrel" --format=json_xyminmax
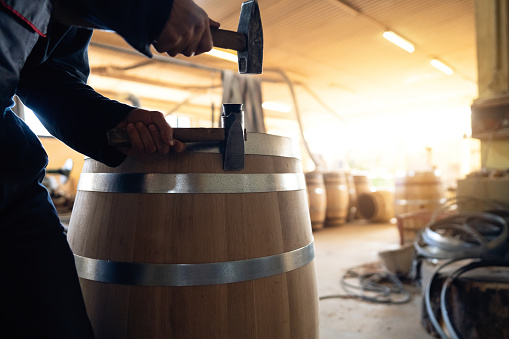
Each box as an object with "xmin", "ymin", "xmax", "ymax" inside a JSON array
[
  {"xmin": 357, "ymin": 191, "xmax": 394, "ymax": 222},
  {"xmin": 346, "ymin": 172, "xmax": 357, "ymax": 222},
  {"xmin": 353, "ymin": 175, "xmax": 370, "ymax": 195},
  {"xmin": 305, "ymin": 172, "xmax": 327, "ymax": 231},
  {"xmin": 353, "ymin": 175, "xmax": 370, "ymax": 218},
  {"xmin": 394, "ymin": 171, "xmax": 445, "ymax": 242},
  {"xmin": 67, "ymin": 132, "xmax": 319, "ymax": 339},
  {"xmin": 322, "ymin": 171, "xmax": 349, "ymax": 226}
]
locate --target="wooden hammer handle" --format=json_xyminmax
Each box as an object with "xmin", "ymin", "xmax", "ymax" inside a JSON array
[
  {"xmin": 107, "ymin": 128, "xmax": 225, "ymax": 147},
  {"xmin": 211, "ymin": 27, "xmax": 247, "ymax": 52}
]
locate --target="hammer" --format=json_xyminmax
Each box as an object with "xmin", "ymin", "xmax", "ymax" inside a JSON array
[{"xmin": 210, "ymin": 0, "xmax": 263, "ymax": 74}]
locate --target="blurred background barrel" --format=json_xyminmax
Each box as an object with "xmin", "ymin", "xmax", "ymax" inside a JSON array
[
  {"xmin": 353, "ymin": 175, "xmax": 370, "ymax": 218},
  {"xmin": 353, "ymin": 175, "xmax": 370, "ymax": 196},
  {"xmin": 394, "ymin": 171, "xmax": 445, "ymax": 242},
  {"xmin": 357, "ymin": 191, "xmax": 394, "ymax": 222},
  {"xmin": 305, "ymin": 172, "xmax": 327, "ymax": 231},
  {"xmin": 67, "ymin": 132, "xmax": 319, "ymax": 339},
  {"xmin": 346, "ymin": 172, "xmax": 357, "ymax": 222},
  {"xmin": 323, "ymin": 171, "xmax": 349, "ymax": 226}
]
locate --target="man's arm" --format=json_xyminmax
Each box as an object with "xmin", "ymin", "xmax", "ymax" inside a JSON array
[
  {"xmin": 52, "ymin": 0, "xmax": 172, "ymax": 57},
  {"xmin": 17, "ymin": 0, "xmax": 215, "ymax": 166},
  {"xmin": 17, "ymin": 26, "xmax": 178, "ymax": 167},
  {"xmin": 52, "ymin": 0, "xmax": 218, "ymax": 58}
]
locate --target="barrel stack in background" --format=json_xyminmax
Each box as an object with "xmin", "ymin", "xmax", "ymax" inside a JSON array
[
  {"xmin": 67, "ymin": 132, "xmax": 319, "ymax": 339},
  {"xmin": 305, "ymin": 172, "xmax": 327, "ymax": 231},
  {"xmin": 323, "ymin": 171, "xmax": 349, "ymax": 227},
  {"xmin": 394, "ymin": 171, "xmax": 445, "ymax": 243}
]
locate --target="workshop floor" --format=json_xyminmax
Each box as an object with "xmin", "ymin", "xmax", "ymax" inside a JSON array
[{"xmin": 314, "ymin": 221, "xmax": 434, "ymax": 339}]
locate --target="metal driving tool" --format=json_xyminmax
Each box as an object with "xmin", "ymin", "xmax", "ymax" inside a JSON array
[
  {"xmin": 107, "ymin": 104, "xmax": 246, "ymax": 171},
  {"xmin": 210, "ymin": 0, "xmax": 263, "ymax": 74},
  {"xmin": 220, "ymin": 104, "xmax": 245, "ymax": 171}
]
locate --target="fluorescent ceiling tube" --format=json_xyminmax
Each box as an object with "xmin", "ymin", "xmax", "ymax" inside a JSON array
[
  {"xmin": 262, "ymin": 102, "xmax": 291, "ymax": 113},
  {"xmin": 430, "ymin": 59, "xmax": 453, "ymax": 76},
  {"xmin": 383, "ymin": 31, "xmax": 415, "ymax": 53},
  {"xmin": 206, "ymin": 48, "xmax": 237, "ymax": 62}
]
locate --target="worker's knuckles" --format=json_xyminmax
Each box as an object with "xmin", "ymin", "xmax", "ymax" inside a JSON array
[
  {"xmin": 171, "ymin": 140, "xmax": 186, "ymax": 153},
  {"xmin": 153, "ymin": 33, "xmax": 183, "ymax": 54},
  {"xmin": 190, "ymin": 18, "xmax": 207, "ymax": 36},
  {"xmin": 158, "ymin": 144, "xmax": 171, "ymax": 154},
  {"xmin": 195, "ymin": 37, "xmax": 213, "ymax": 55},
  {"xmin": 150, "ymin": 110, "xmax": 166, "ymax": 123},
  {"xmin": 176, "ymin": 29, "xmax": 200, "ymax": 52},
  {"xmin": 156, "ymin": 20, "xmax": 209, "ymax": 57}
]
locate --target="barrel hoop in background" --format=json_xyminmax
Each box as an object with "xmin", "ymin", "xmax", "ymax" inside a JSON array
[
  {"xmin": 77, "ymin": 173, "xmax": 306, "ymax": 194},
  {"xmin": 74, "ymin": 241, "xmax": 315, "ymax": 287}
]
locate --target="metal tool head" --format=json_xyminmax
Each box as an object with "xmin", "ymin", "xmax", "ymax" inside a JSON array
[
  {"xmin": 237, "ymin": 0, "xmax": 263, "ymax": 74},
  {"xmin": 221, "ymin": 104, "xmax": 245, "ymax": 171}
]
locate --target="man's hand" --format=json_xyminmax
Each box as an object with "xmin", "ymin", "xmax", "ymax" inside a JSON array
[
  {"xmin": 153, "ymin": 0, "xmax": 220, "ymax": 57},
  {"xmin": 115, "ymin": 108, "xmax": 185, "ymax": 158}
]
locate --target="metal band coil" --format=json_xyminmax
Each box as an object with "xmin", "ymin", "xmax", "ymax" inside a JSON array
[
  {"xmin": 77, "ymin": 172, "xmax": 306, "ymax": 194},
  {"xmin": 74, "ymin": 242, "xmax": 315, "ymax": 286},
  {"xmin": 415, "ymin": 212, "xmax": 508, "ymax": 259}
]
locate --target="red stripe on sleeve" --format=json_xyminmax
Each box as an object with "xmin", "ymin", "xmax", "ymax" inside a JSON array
[{"xmin": 0, "ymin": 0, "xmax": 46, "ymax": 37}]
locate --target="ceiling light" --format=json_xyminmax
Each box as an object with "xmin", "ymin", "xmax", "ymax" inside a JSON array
[
  {"xmin": 382, "ymin": 31, "xmax": 415, "ymax": 53},
  {"xmin": 206, "ymin": 48, "xmax": 237, "ymax": 62},
  {"xmin": 262, "ymin": 102, "xmax": 291, "ymax": 113},
  {"xmin": 430, "ymin": 59, "xmax": 453, "ymax": 76}
]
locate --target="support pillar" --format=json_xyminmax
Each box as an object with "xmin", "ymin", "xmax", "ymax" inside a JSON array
[{"xmin": 472, "ymin": 0, "xmax": 509, "ymax": 168}]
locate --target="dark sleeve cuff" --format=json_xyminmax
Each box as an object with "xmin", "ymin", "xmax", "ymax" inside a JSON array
[
  {"xmin": 99, "ymin": 144, "xmax": 127, "ymax": 167},
  {"xmin": 145, "ymin": 0, "xmax": 173, "ymax": 54}
]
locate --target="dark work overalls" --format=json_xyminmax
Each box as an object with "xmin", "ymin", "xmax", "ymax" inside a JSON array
[{"xmin": 0, "ymin": 1, "xmax": 171, "ymax": 337}]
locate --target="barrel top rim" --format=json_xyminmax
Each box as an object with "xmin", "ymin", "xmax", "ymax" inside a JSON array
[{"xmin": 84, "ymin": 131, "xmax": 300, "ymax": 161}]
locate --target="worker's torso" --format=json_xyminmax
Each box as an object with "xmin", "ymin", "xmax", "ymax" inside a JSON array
[{"xmin": 0, "ymin": 1, "xmax": 67, "ymax": 212}]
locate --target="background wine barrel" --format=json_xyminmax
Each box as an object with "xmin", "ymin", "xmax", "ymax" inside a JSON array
[
  {"xmin": 305, "ymin": 172, "xmax": 327, "ymax": 231},
  {"xmin": 67, "ymin": 132, "xmax": 319, "ymax": 339},
  {"xmin": 394, "ymin": 171, "xmax": 445, "ymax": 242},
  {"xmin": 353, "ymin": 175, "xmax": 370, "ymax": 195},
  {"xmin": 353, "ymin": 175, "xmax": 370, "ymax": 218},
  {"xmin": 346, "ymin": 172, "xmax": 357, "ymax": 222},
  {"xmin": 323, "ymin": 171, "xmax": 349, "ymax": 226}
]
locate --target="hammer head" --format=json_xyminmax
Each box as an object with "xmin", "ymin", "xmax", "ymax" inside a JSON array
[{"xmin": 237, "ymin": 0, "xmax": 263, "ymax": 74}]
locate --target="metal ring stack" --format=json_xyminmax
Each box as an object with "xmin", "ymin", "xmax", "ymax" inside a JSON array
[{"xmin": 415, "ymin": 197, "xmax": 509, "ymax": 339}]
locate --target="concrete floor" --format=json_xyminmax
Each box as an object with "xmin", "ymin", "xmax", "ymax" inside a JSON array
[{"xmin": 313, "ymin": 221, "xmax": 434, "ymax": 339}]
